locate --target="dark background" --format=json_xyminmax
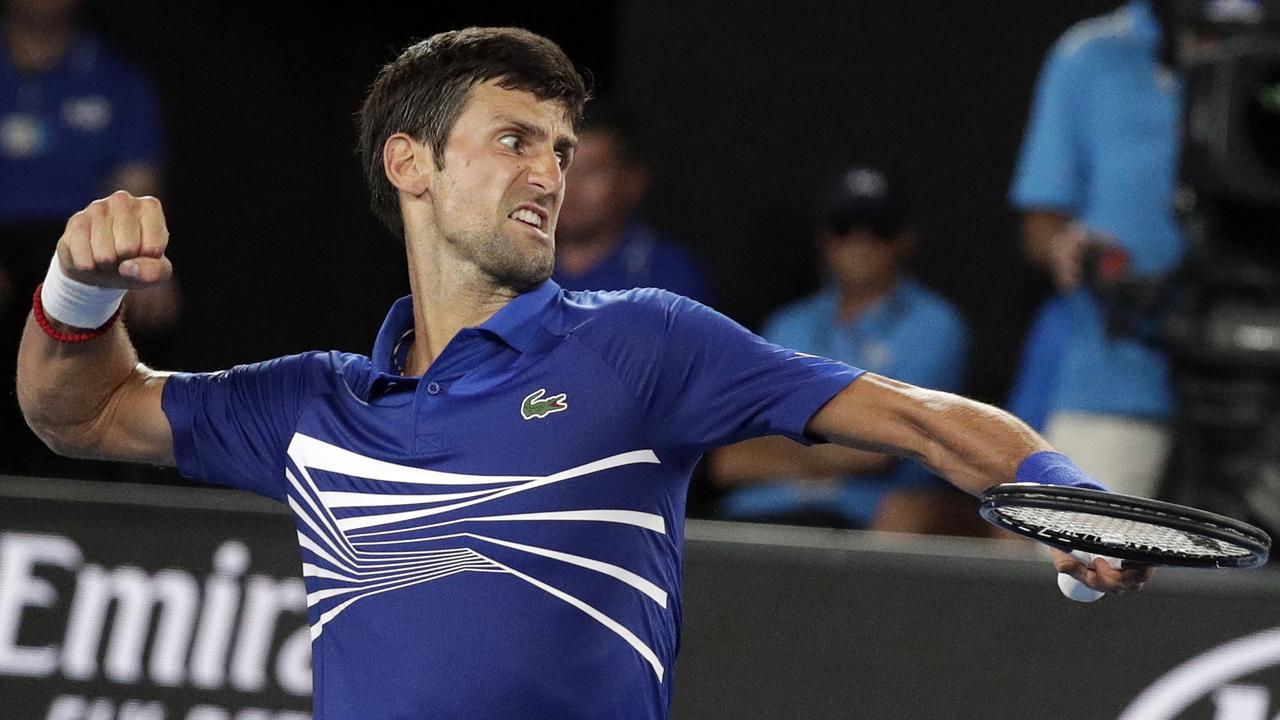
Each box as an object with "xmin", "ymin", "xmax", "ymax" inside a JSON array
[{"xmin": 76, "ymin": 0, "xmax": 1117, "ymax": 399}]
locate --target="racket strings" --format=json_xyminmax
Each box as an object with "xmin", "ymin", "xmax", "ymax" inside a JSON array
[{"xmin": 995, "ymin": 506, "xmax": 1255, "ymax": 558}]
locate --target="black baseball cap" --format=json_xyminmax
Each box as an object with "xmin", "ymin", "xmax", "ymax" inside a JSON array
[{"xmin": 817, "ymin": 165, "xmax": 909, "ymax": 237}]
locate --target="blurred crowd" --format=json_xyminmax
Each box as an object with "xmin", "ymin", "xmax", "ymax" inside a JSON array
[{"xmin": 0, "ymin": 0, "xmax": 1261, "ymax": 539}]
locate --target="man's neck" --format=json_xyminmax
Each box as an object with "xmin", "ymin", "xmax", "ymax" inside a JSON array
[
  {"xmin": 400, "ymin": 236, "xmax": 517, "ymax": 377},
  {"xmin": 836, "ymin": 276, "xmax": 899, "ymax": 323},
  {"xmin": 5, "ymin": 16, "xmax": 75, "ymax": 74}
]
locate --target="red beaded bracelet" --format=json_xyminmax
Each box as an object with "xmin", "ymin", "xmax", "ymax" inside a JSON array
[{"xmin": 31, "ymin": 283, "xmax": 122, "ymax": 344}]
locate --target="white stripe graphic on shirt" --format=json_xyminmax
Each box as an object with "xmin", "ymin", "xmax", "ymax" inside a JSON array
[{"xmin": 285, "ymin": 433, "xmax": 669, "ymax": 681}]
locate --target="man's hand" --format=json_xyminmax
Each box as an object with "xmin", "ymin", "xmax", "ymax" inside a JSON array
[
  {"xmin": 1043, "ymin": 221, "xmax": 1088, "ymax": 292},
  {"xmin": 1022, "ymin": 211, "xmax": 1088, "ymax": 292},
  {"xmin": 58, "ymin": 190, "xmax": 172, "ymax": 290},
  {"xmin": 1051, "ymin": 549, "xmax": 1154, "ymax": 594}
]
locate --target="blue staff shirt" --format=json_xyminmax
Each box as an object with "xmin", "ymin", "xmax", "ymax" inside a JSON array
[
  {"xmin": 553, "ymin": 216, "xmax": 711, "ymax": 304},
  {"xmin": 719, "ymin": 277, "xmax": 969, "ymax": 526},
  {"xmin": 1008, "ymin": 0, "xmax": 1180, "ymax": 418},
  {"xmin": 0, "ymin": 30, "xmax": 164, "ymax": 222},
  {"xmin": 162, "ymin": 281, "xmax": 861, "ymax": 719}
]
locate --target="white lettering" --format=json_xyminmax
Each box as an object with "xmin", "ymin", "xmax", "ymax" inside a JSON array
[
  {"xmin": 1212, "ymin": 683, "xmax": 1270, "ymax": 720},
  {"xmin": 61, "ymin": 565, "xmax": 199, "ymax": 684},
  {"xmin": 118, "ymin": 700, "xmax": 166, "ymax": 720},
  {"xmin": 275, "ymin": 625, "xmax": 312, "ymax": 695},
  {"xmin": 46, "ymin": 695, "xmax": 88, "ymax": 720},
  {"xmin": 88, "ymin": 698, "xmax": 117, "ymax": 720},
  {"xmin": 0, "ymin": 533, "xmax": 81, "ymax": 676},
  {"xmin": 230, "ymin": 575, "xmax": 306, "ymax": 692},
  {"xmin": 190, "ymin": 542, "xmax": 249, "ymax": 689}
]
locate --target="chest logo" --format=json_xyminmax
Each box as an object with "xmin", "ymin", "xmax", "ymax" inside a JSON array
[{"xmin": 521, "ymin": 388, "xmax": 569, "ymax": 420}]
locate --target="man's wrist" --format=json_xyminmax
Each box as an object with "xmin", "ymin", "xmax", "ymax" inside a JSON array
[
  {"xmin": 1014, "ymin": 451, "xmax": 1110, "ymax": 492},
  {"xmin": 40, "ymin": 255, "xmax": 126, "ymax": 330}
]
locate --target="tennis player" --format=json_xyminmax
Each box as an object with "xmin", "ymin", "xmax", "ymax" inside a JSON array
[{"xmin": 16, "ymin": 27, "xmax": 1151, "ymax": 719}]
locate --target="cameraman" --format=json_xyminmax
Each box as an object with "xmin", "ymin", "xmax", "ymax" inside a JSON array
[{"xmin": 1009, "ymin": 0, "xmax": 1181, "ymax": 497}]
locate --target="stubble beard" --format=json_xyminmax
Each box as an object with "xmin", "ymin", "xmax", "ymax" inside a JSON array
[{"xmin": 463, "ymin": 225, "xmax": 555, "ymax": 294}]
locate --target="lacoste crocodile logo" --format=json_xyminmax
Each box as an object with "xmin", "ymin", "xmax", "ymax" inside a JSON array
[{"xmin": 521, "ymin": 388, "xmax": 568, "ymax": 420}]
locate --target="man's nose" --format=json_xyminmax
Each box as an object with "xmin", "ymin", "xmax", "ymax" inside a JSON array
[{"xmin": 526, "ymin": 147, "xmax": 564, "ymax": 195}]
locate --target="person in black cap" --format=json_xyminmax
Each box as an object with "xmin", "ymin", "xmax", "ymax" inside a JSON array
[{"xmin": 709, "ymin": 166, "xmax": 977, "ymax": 533}]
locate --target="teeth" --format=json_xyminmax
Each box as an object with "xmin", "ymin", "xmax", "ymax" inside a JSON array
[{"xmin": 510, "ymin": 209, "xmax": 543, "ymax": 228}]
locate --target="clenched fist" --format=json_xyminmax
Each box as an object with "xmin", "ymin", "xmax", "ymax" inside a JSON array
[{"xmin": 58, "ymin": 190, "xmax": 172, "ymax": 290}]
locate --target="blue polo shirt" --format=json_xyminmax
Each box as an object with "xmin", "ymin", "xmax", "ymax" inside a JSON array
[
  {"xmin": 161, "ymin": 281, "xmax": 861, "ymax": 719},
  {"xmin": 1009, "ymin": 0, "xmax": 1180, "ymax": 418},
  {"xmin": 719, "ymin": 277, "xmax": 968, "ymax": 526},
  {"xmin": 0, "ymin": 30, "xmax": 164, "ymax": 221},
  {"xmin": 553, "ymin": 216, "xmax": 711, "ymax": 304}
]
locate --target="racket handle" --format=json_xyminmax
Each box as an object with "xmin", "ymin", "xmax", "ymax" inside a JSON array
[{"xmin": 1057, "ymin": 551, "xmax": 1120, "ymax": 603}]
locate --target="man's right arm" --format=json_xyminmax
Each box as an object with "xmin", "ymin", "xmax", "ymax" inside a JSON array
[
  {"xmin": 1022, "ymin": 209, "xmax": 1087, "ymax": 292},
  {"xmin": 16, "ymin": 191, "xmax": 176, "ymax": 466}
]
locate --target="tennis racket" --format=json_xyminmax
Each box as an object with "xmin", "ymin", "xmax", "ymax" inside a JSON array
[{"xmin": 978, "ymin": 482, "xmax": 1272, "ymax": 602}]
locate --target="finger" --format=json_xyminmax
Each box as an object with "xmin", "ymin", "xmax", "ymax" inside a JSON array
[
  {"xmin": 137, "ymin": 196, "xmax": 169, "ymax": 259},
  {"xmin": 118, "ymin": 255, "xmax": 172, "ymax": 285},
  {"xmin": 1090, "ymin": 557, "xmax": 1136, "ymax": 593},
  {"xmin": 88, "ymin": 201, "xmax": 117, "ymax": 266},
  {"xmin": 112, "ymin": 201, "xmax": 143, "ymax": 260},
  {"xmin": 61, "ymin": 212, "xmax": 95, "ymax": 272}
]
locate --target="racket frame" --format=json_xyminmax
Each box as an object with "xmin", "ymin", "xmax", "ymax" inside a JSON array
[{"xmin": 979, "ymin": 483, "xmax": 1271, "ymax": 569}]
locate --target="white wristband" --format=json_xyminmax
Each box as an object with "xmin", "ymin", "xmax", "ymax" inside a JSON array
[{"xmin": 40, "ymin": 255, "xmax": 127, "ymax": 329}]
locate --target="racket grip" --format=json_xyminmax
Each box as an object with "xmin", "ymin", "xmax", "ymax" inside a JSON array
[{"xmin": 1057, "ymin": 551, "xmax": 1120, "ymax": 603}]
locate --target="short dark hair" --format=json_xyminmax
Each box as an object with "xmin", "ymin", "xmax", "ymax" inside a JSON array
[{"xmin": 357, "ymin": 27, "xmax": 590, "ymax": 237}]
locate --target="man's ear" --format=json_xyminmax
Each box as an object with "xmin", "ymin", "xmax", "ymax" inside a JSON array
[{"xmin": 383, "ymin": 133, "xmax": 431, "ymax": 197}]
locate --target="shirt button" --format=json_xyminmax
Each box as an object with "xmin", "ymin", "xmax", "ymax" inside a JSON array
[{"xmin": 426, "ymin": 382, "xmax": 442, "ymax": 395}]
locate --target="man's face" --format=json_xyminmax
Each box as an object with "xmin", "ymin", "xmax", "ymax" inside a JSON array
[
  {"xmin": 427, "ymin": 81, "xmax": 576, "ymax": 291},
  {"xmin": 556, "ymin": 129, "xmax": 645, "ymax": 244},
  {"xmin": 821, "ymin": 226, "xmax": 906, "ymax": 292}
]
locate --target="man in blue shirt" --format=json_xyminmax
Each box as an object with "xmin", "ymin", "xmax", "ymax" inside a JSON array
[
  {"xmin": 714, "ymin": 166, "xmax": 972, "ymax": 532},
  {"xmin": 1009, "ymin": 0, "xmax": 1181, "ymax": 497},
  {"xmin": 552, "ymin": 106, "xmax": 711, "ymax": 303},
  {"xmin": 16, "ymin": 27, "xmax": 1150, "ymax": 720}
]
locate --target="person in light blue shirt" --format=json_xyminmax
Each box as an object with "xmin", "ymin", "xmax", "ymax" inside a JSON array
[
  {"xmin": 552, "ymin": 106, "xmax": 711, "ymax": 304},
  {"xmin": 1009, "ymin": 0, "xmax": 1180, "ymax": 496},
  {"xmin": 713, "ymin": 166, "xmax": 971, "ymax": 531}
]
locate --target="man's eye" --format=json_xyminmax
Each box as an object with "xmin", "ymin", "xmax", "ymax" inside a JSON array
[
  {"xmin": 555, "ymin": 151, "xmax": 566, "ymax": 167},
  {"xmin": 499, "ymin": 135, "xmax": 521, "ymax": 151}
]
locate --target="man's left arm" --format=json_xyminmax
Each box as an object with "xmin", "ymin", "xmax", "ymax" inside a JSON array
[{"xmin": 808, "ymin": 373, "xmax": 1153, "ymax": 594}]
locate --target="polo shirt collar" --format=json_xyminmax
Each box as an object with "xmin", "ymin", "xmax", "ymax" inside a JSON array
[{"xmin": 371, "ymin": 279, "xmax": 563, "ymax": 375}]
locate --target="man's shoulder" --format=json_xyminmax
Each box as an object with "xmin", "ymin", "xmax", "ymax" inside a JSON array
[
  {"xmin": 559, "ymin": 286, "xmax": 687, "ymax": 330},
  {"xmin": 1054, "ymin": 5, "xmax": 1147, "ymax": 63},
  {"xmin": 207, "ymin": 349, "xmax": 372, "ymax": 391}
]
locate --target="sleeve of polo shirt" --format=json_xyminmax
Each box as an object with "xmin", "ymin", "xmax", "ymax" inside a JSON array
[
  {"xmin": 1009, "ymin": 36, "xmax": 1086, "ymax": 212},
  {"xmin": 643, "ymin": 295, "xmax": 863, "ymax": 455},
  {"xmin": 161, "ymin": 352, "xmax": 327, "ymax": 502}
]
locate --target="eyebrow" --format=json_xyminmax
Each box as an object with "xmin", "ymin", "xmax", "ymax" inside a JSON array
[{"xmin": 495, "ymin": 115, "xmax": 578, "ymax": 153}]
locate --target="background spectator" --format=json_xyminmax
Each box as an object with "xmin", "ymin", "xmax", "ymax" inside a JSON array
[
  {"xmin": 1009, "ymin": 0, "xmax": 1180, "ymax": 497},
  {"xmin": 710, "ymin": 166, "xmax": 978, "ymax": 534},
  {"xmin": 554, "ymin": 104, "xmax": 711, "ymax": 303},
  {"xmin": 0, "ymin": 0, "xmax": 175, "ymax": 477}
]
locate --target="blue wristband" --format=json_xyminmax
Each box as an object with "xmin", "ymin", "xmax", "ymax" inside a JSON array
[{"xmin": 1014, "ymin": 451, "xmax": 1110, "ymax": 492}]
